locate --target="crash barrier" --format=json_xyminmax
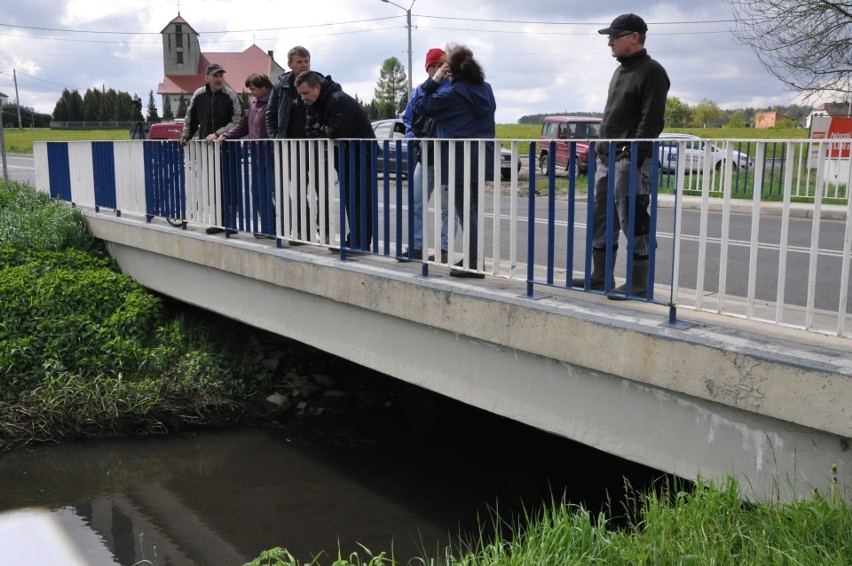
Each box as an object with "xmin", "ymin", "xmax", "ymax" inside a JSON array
[{"xmin": 33, "ymin": 137, "xmax": 851, "ymax": 338}]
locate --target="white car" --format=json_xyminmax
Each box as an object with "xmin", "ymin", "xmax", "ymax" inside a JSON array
[{"xmin": 657, "ymin": 133, "xmax": 753, "ymax": 173}]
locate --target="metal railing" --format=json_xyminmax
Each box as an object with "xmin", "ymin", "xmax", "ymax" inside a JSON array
[{"xmin": 33, "ymin": 136, "xmax": 851, "ymax": 338}]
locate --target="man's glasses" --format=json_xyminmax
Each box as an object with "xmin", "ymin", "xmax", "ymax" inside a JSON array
[{"xmin": 608, "ymin": 31, "xmax": 634, "ymax": 41}]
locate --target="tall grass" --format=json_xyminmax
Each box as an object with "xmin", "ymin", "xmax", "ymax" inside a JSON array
[{"xmin": 245, "ymin": 474, "xmax": 850, "ymax": 566}]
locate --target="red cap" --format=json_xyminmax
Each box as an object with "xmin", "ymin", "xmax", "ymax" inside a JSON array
[{"xmin": 424, "ymin": 48, "xmax": 446, "ymax": 71}]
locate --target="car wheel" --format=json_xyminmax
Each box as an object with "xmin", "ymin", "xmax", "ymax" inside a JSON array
[{"xmin": 539, "ymin": 154, "xmax": 549, "ymax": 176}]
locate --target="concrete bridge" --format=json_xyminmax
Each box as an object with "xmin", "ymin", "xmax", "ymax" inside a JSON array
[{"xmin": 35, "ymin": 138, "xmax": 851, "ymax": 503}]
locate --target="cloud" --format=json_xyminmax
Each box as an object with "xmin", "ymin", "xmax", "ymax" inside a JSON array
[{"xmin": 0, "ymin": 0, "xmax": 804, "ymax": 124}]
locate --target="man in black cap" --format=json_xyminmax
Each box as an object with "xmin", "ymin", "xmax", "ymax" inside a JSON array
[
  {"xmin": 573, "ymin": 13, "xmax": 669, "ymax": 299},
  {"xmin": 181, "ymin": 63, "xmax": 241, "ymax": 145},
  {"xmin": 181, "ymin": 63, "xmax": 242, "ymax": 234}
]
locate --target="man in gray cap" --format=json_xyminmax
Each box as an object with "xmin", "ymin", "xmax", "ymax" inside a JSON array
[
  {"xmin": 573, "ymin": 13, "xmax": 669, "ymax": 299},
  {"xmin": 181, "ymin": 63, "xmax": 241, "ymax": 145}
]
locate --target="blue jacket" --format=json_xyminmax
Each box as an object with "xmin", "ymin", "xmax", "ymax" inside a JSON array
[{"xmin": 413, "ymin": 77, "xmax": 496, "ymax": 183}]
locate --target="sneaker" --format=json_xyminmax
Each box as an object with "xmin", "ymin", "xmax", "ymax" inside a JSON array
[{"xmin": 205, "ymin": 226, "xmax": 225, "ymax": 234}]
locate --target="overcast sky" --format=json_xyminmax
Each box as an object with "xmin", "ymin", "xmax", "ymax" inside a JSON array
[{"xmin": 0, "ymin": 0, "xmax": 816, "ymax": 124}]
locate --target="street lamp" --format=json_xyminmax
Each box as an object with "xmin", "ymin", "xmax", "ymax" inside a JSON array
[{"xmin": 380, "ymin": 0, "xmax": 416, "ymax": 95}]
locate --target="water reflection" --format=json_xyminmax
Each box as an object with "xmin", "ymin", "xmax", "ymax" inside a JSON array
[{"xmin": 0, "ymin": 387, "xmax": 665, "ymax": 565}]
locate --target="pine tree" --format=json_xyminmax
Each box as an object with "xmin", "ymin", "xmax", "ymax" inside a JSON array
[
  {"xmin": 373, "ymin": 57, "xmax": 407, "ymax": 120},
  {"xmin": 177, "ymin": 94, "xmax": 187, "ymax": 119},
  {"xmin": 146, "ymin": 90, "xmax": 159, "ymax": 122},
  {"xmin": 162, "ymin": 96, "xmax": 173, "ymax": 119}
]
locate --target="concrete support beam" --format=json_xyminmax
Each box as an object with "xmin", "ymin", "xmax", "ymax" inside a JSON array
[{"xmin": 87, "ymin": 214, "xmax": 851, "ymax": 502}]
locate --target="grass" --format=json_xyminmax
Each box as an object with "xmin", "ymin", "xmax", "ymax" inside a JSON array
[
  {"xmin": 1, "ymin": 128, "xmax": 130, "ymax": 154},
  {"xmin": 244, "ymin": 473, "xmax": 850, "ymax": 565}
]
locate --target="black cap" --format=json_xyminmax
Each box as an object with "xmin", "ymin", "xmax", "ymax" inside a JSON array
[
  {"xmin": 598, "ymin": 13, "xmax": 648, "ymax": 35},
  {"xmin": 205, "ymin": 63, "xmax": 225, "ymax": 75}
]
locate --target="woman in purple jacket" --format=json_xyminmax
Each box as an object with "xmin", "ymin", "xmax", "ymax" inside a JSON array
[{"xmin": 216, "ymin": 73, "xmax": 275, "ymax": 237}]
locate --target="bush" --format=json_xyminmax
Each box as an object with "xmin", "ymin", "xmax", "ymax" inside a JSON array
[{"xmin": 0, "ymin": 183, "xmax": 265, "ymax": 448}]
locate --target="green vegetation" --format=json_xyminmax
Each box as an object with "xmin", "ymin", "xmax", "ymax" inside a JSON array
[
  {"xmin": 2, "ymin": 128, "xmax": 130, "ymax": 154},
  {"xmin": 245, "ymin": 474, "xmax": 849, "ymax": 565},
  {"xmin": 0, "ymin": 182, "xmax": 266, "ymax": 448}
]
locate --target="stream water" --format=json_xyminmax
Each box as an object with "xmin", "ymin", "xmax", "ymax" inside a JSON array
[{"xmin": 0, "ymin": 368, "xmax": 667, "ymax": 565}]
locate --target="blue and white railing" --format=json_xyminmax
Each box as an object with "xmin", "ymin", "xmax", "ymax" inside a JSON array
[{"xmin": 33, "ymin": 137, "xmax": 852, "ymax": 338}]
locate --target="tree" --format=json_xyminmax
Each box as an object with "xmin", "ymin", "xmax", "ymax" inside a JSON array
[
  {"xmin": 664, "ymin": 97, "xmax": 691, "ymax": 128},
  {"xmin": 177, "ymin": 94, "xmax": 187, "ymax": 119},
  {"xmin": 146, "ymin": 90, "xmax": 159, "ymax": 122},
  {"xmin": 726, "ymin": 0, "xmax": 852, "ymax": 98},
  {"xmin": 162, "ymin": 96, "xmax": 173, "ymax": 119},
  {"xmin": 726, "ymin": 109, "xmax": 748, "ymax": 128},
  {"xmin": 373, "ymin": 57, "xmax": 408, "ymax": 119},
  {"xmin": 691, "ymin": 99, "xmax": 722, "ymax": 128}
]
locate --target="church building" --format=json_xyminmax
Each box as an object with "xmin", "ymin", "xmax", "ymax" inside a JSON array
[{"xmin": 156, "ymin": 14, "xmax": 285, "ymax": 115}]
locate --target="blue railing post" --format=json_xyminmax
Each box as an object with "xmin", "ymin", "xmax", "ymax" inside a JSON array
[{"xmin": 526, "ymin": 141, "xmax": 537, "ymax": 297}]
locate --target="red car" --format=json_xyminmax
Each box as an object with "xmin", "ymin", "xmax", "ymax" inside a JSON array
[
  {"xmin": 148, "ymin": 120, "xmax": 184, "ymax": 141},
  {"xmin": 538, "ymin": 116, "xmax": 601, "ymax": 175}
]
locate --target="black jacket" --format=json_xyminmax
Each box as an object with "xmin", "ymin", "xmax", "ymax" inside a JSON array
[
  {"xmin": 181, "ymin": 84, "xmax": 241, "ymax": 141},
  {"xmin": 596, "ymin": 49, "xmax": 670, "ymax": 162},
  {"xmin": 266, "ymin": 70, "xmax": 326, "ymax": 139},
  {"xmin": 306, "ymin": 78, "xmax": 375, "ymax": 140}
]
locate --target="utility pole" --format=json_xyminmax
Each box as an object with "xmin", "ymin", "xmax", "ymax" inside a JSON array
[
  {"xmin": 13, "ymin": 69, "xmax": 22, "ymax": 130},
  {"xmin": 380, "ymin": 0, "xmax": 416, "ymax": 96}
]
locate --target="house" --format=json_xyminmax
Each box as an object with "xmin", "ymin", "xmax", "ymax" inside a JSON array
[
  {"xmin": 0, "ymin": 91, "xmax": 8, "ymax": 107},
  {"xmin": 754, "ymin": 111, "xmax": 794, "ymax": 128},
  {"xmin": 806, "ymin": 102, "xmax": 852, "ymax": 129},
  {"xmin": 156, "ymin": 14, "xmax": 285, "ymax": 117}
]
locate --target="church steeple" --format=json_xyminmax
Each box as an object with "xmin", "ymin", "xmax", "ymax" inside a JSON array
[{"xmin": 160, "ymin": 14, "xmax": 200, "ymax": 76}]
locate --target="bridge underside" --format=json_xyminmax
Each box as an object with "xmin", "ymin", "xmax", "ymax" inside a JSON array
[{"xmin": 88, "ymin": 213, "xmax": 851, "ymax": 503}]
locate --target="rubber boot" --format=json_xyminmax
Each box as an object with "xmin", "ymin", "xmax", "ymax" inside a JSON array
[
  {"xmin": 572, "ymin": 249, "xmax": 615, "ymax": 290},
  {"xmin": 608, "ymin": 258, "xmax": 649, "ymax": 300}
]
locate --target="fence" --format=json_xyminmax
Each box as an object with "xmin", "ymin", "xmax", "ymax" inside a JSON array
[{"xmin": 33, "ymin": 136, "xmax": 852, "ymax": 338}]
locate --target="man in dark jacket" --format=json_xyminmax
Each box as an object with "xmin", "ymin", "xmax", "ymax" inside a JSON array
[
  {"xmin": 266, "ymin": 46, "xmax": 329, "ymax": 243},
  {"xmin": 574, "ymin": 13, "xmax": 669, "ymax": 299},
  {"xmin": 295, "ymin": 71, "xmax": 376, "ymax": 250},
  {"xmin": 181, "ymin": 63, "xmax": 242, "ymax": 235},
  {"xmin": 180, "ymin": 63, "xmax": 241, "ymax": 144}
]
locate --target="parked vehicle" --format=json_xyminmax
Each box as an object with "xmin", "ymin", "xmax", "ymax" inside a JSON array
[
  {"xmin": 148, "ymin": 120, "xmax": 184, "ymax": 141},
  {"xmin": 372, "ymin": 119, "xmax": 409, "ymax": 178},
  {"xmin": 538, "ymin": 116, "xmax": 602, "ymax": 175},
  {"xmin": 657, "ymin": 133, "xmax": 753, "ymax": 173},
  {"xmin": 372, "ymin": 118, "xmax": 521, "ymax": 181}
]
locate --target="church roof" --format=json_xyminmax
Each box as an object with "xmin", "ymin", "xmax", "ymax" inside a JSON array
[{"xmin": 158, "ymin": 45, "xmax": 281, "ymax": 96}]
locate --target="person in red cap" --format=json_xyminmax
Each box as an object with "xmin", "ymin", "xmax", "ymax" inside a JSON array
[
  {"xmin": 398, "ymin": 47, "xmax": 454, "ymax": 263},
  {"xmin": 573, "ymin": 13, "xmax": 669, "ymax": 298}
]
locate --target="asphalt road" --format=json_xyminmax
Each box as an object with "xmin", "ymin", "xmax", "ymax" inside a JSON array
[{"xmin": 2, "ymin": 153, "xmax": 35, "ymax": 186}]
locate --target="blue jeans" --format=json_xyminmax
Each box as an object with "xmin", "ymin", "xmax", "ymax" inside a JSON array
[{"xmin": 411, "ymin": 161, "xmax": 450, "ymax": 251}]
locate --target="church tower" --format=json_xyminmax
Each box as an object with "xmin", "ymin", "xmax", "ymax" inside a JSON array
[{"xmin": 160, "ymin": 14, "xmax": 201, "ymax": 76}]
